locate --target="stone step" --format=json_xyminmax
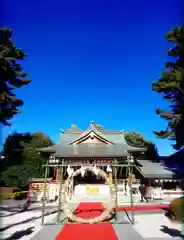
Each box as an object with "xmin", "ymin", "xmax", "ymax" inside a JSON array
[
  {"xmin": 68, "ymin": 196, "xmax": 169, "ymax": 206},
  {"xmin": 70, "ymin": 196, "xmax": 111, "ymax": 201}
]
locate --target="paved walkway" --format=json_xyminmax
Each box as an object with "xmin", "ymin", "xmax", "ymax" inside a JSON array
[
  {"xmin": 32, "ymin": 213, "xmax": 183, "ymax": 240},
  {"xmin": 1, "ymin": 199, "xmax": 183, "ymax": 239},
  {"xmin": 69, "ymin": 193, "xmax": 171, "ymax": 205},
  {"xmin": 31, "ymin": 205, "xmax": 184, "ymax": 240},
  {"xmin": 0, "ymin": 204, "xmax": 58, "ymax": 240}
]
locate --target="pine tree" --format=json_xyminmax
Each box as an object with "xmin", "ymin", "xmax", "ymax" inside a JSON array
[
  {"xmin": 0, "ymin": 28, "xmax": 31, "ymax": 125},
  {"xmin": 95, "ymin": 124, "xmax": 104, "ymax": 130},
  {"xmin": 152, "ymin": 25, "xmax": 184, "ymax": 150},
  {"xmin": 71, "ymin": 124, "xmax": 78, "ymax": 131}
]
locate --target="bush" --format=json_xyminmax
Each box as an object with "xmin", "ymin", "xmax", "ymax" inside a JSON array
[
  {"xmin": 168, "ymin": 197, "xmax": 184, "ymax": 222},
  {"xmin": 0, "ymin": 188, "xmax": 27, "ymax": 200},
  {"xmin": 0, "ymin": 192, "xmax": 15, "ymax": 200},
  {"xmin": 14, "ymin": 191, "xmax": 27, "ymax": 200}
]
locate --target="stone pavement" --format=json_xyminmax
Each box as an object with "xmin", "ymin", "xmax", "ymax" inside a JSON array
[
  {"xmin": 132, "ymin": 213, "xmax": 184, "ymax": 239},
  {"xmin": 32, "ymin": 212, "xmax": 183, "ymax": 240},
  {"xmin": 68, "ymin": 192, "xmax": 171, "ymax": 205},
  {"xmin": 31, "ymin": 203, "xmax": 78, "ymax": 239},
  {"xmin": 0, "ymin": 203, "xmax": 59, "ymax": 240},
  {"xmin": 31, "ymin": 204, "xmax": 184, "ymax": 240},
  {"xmin": 1, "ymin": 198, "xmax": 183, "ymax": 240}
]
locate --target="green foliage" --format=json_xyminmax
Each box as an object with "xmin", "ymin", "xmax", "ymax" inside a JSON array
[
  {"xmin": 0, "ymin": 192, "xmax": 14, "ymax": 200},
  {"xmin": 71, "ymin": 125, "xmax": 78, "ymax": 131},
  {"xmin": 1, "ymin": 132, "xmax": 32, "ymax": 169},
  {"xmin": 152, "ymin": 25, "xmax": 184, "ymax": 150},
  {"xmin": 180, "ymin": 178, "xmax": 184, "ymax": 190},
  {"xmin": 141, "ymin": 143, "xmax": 159, "ymax": 162},
  {"xmin": 125, "ymin": 132, "xmax": 158, "ymax": 161},
  {"xmin": 2, "ymin": 164, "xmax": 35, "ymax": 187},
  {"xmin": 0, "ymin": 28, "xmax": 31, "ymax": 125},
  {"xmin": 95, "ymin": 124, "xmax": 104, "ymax": 130},
  {"xmin": 0, "ymin": 189, "xmax": 26, "ymax": 200},
  {"xmin": 1, "ymin": 131, "xmax": 54, "ymax": 187},
  {"xmin": 169, "ymin": 197, "xmax": 184, "ymax": 222},
  {"xmin": 124, "ymin": 132, "xmax": 150, "ymax": 148}
]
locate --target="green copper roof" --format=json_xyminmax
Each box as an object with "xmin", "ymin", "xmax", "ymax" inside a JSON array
[
  {"xmin": 39, "ymin": 122, "xmax": 146, "ymax": 157},
  {"xmin": 137, "ymin": 160, "xmax": 175, "ymax": 179}
]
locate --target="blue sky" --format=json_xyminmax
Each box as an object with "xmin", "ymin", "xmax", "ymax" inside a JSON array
[{"xmin": 2, "ymin": 0, "xmax": 181, "ymax": 155}]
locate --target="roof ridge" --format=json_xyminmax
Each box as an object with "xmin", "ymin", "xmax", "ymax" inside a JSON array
[
  {"xmin": 63, "ymin": 130, "xmax": 122, "ymax": 134},
  {"xmin": 69, "ymin": 128, "xmax": 115, "ymax": 145},
  {"xmin": 101, "ymin": 130, "xmax": 122, "ymax": 133},
  {"xmin": 63, "ymin": 130, "xmax": 82, "ymax": 134}
]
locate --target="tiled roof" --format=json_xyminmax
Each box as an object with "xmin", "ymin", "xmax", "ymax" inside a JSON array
[
  {"xmin": 39, "ymin": 122, "xmax": 146, "ymax": 157},
  {"xmin": 137, "ymin": 160, "xmax": 175, "ymax": 179},
  {"xmin": 53, "ymin": 143, "xmax": 131, "ymax": 157}
]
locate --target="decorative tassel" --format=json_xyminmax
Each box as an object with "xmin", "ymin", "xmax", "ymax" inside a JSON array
[
  {"xmin": 80, "ymin": 166, "xmax": 85, "ymax": 177},
  {"xmin": 107, "ymin": 165, "xmax": 112, "ymax": 173},
  {"xmin": 67, "ymin": 166, "xmax": 74, "ymax": 177},
  {"xmin": 93, "ymin": 164, "xmax": 99, "ymax": 175}
]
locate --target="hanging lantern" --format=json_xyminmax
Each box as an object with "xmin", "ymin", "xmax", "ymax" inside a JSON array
[{"xmin": 107, "ymin": 165, "xmax": 112, "ymax": 173}]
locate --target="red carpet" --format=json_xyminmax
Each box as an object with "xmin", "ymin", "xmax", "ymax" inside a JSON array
[
  {"xmin": 56, "ymin": 202, "xmax": 118, "ymax": 240},
  {"xmin": 118, "ymin": 204, "xmax": 168, "ymax": 212}
]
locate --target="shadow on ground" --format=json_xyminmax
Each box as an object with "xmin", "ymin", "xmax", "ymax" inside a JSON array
[
  {"xmin": 0, "ymin": 205, "xmax": 57, "ymax": 218},
  {"xmin": 0, "ymin": 210, "xmax": 57, "ymax": 232},
  {"xmin": 3, "ymin": 227, "xmax": 34, "ymax": 240},
  {"xmin": 160, "ymin": 225, "xmax": 184, "ymax": 238},
  {"xmin": 0, "ymin": 206, "xmax": 19, "ymax": 213}
]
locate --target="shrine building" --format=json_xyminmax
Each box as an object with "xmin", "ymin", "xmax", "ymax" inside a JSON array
[{"xmin": 28, "ymin": 121, "xmax": 177, "ymax": 201}]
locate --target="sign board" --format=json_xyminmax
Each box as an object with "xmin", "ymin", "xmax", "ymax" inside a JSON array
[
  {"xmin": 74, "ymin": 184, "xmax": 110, "ymax": 195},
  {"xmin": 86, "ymin": 186, "xmax": 99, "ymax": 195},
  {"xmin": 62, "ymin": 159, "xmax": 118, "ymax": 166},
  {"xmin": 48, "ymin": 157, "xmax": 136, "ymax": 166}
]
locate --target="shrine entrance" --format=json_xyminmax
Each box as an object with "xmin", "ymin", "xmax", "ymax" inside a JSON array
[
  {"xmin": 74, "ymin": 169, "xmax": 105, "ymax": 184},
  {"xmin": 68, "ymin": 166, "xmax": 108, "ymax": 200},
  {"xmin": 41, "ymin": 157, "xmax": 136, "ymax": 226}
]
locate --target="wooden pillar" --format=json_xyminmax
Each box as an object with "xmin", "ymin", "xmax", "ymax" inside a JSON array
[
  {"xmin": 57, "ymin": 166, "xmax": 63, "ymax": 223},
  {"xmin": 128, "ymin": 162, "xmax": 135, "ymax": 224},
  {"xmin": 56, "ymin": 167, "xmax": 61, "ymax": 182},
  {"xmin": 114, "ymin": 167, "xmax": 118, "ymax": 221},
  {"xmin": 41, "ymin": 165, "xmax": 48, "ymax": 226},
  {"xmin": 108, "ymin": 172, "xmax": 113, "ymax": 185}
]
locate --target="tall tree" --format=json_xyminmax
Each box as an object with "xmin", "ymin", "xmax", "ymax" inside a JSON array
[
  {"xmin": 1, "ymin": 132, "xmax": 54, "ymax": 187},
  {"xmin": 95, "ymin": 124, "xmax": 104, "ymax": 130},
  {"xmin": 152, "ymin": 25, "xmax": 184, "ymax": 150},
  {"xmin": 71, "ymin": 124, "xmax": 78, "ymax": 131},
  {"xmin": 1, "ymin": 132, "xmax": 32, "ymax": 169},
  {"xmin": 0, "ymin": 28, "xmax": 31, "ymax": 125},
  {"xmin": 125, "ymin": 132, "xmax": 149, "ymax": 148},
  {"xmin": 22, "ymin": 132, "xmax": 53, "ymax": 168},
  {"xmin": 124, "ymin": 131, "xmax": 159, "ymax": 161}
]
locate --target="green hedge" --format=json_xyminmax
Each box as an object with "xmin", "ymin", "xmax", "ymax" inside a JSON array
[
  {"xmin": 0, "ymin": 191, "xmax": 25, "ymax": 200},
  {"xmin": 169, "ymin": 197, "xmax": 184, "ymax": 222},
  {"xmin": 0, "ymin": 192, "xmax": 16, "ymax": 200}
]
